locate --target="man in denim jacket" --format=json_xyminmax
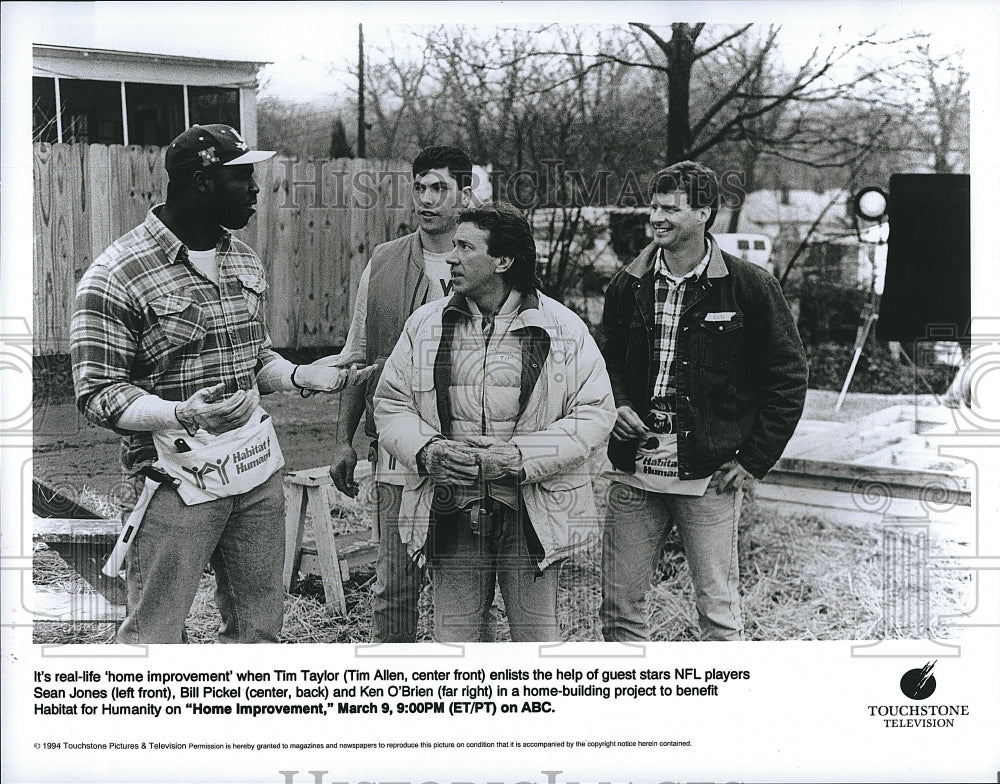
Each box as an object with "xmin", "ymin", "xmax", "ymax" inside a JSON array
[{"xmin": 599, "ymin": 160, "xmax": 808, "ymax": 641}]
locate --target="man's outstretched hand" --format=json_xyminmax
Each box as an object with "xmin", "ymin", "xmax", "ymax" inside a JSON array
[{"xmin": 294, "ymin": 362, "xmax": 377, "ymax": 395}]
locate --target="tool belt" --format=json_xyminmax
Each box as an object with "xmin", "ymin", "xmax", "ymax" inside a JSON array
[{"xmin": 150, "ymin": 407, "xmax": 285, "ymax": 505}]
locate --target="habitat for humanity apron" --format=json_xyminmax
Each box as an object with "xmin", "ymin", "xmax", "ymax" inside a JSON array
[
  {"xmin": 606, "ymin": 434, "xmax": 712, "ymax": 496},
  {"xmin": 103, "ymin": 408, "xmax": 284, "ymax": 576}
]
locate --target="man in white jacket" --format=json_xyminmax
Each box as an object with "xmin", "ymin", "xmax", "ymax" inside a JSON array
[{"xmin": 374, "ymin": 203, "xmax": 616, "ymax": 642}]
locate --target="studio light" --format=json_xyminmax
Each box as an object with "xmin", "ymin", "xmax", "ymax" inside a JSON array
[{"xmin": 853, "ymin": 186, "xmax": 889, "ymax": 221}]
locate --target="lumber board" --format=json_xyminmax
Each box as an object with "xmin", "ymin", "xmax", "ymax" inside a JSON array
[
  {"xmin": 32, "ymin": 591, "xmax": 124, "ymax": 623},
  {"xmin": 299, "ymin": 530, "xmax": 378, "ymax": 581},
  {"xmin": 765, "ymin": 457, "xmax": 971, "ymax": 506},
  {"xmin": 34, "ymin": 517, "xmax": 127, "ymax": 603},
  {"xmin": 285, "ymin": 460, "xmax": 372, "ymax": 487},
  {"xmin": 282, "ymin": 482, "xmax": 308, "ymax": 591},
  {"xmin": 786, "ymin": 418, "xmax": 918, "ymax": 462},
  {"xmin": 308, "ymin": 485, "xmax": 347, "ymax": 615},
  {"xmin": 33, "ymin": 517, "xmax": 119, "ymax": 542}
]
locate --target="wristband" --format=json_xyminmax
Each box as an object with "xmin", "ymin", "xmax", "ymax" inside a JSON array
[{"xmin": 290, "ymin": 365, "xmax": 317, "ymax": 398}]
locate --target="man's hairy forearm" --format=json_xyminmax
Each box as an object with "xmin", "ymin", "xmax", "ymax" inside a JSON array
[{"xmin": 334, "ymin": 382, "xmax": 367, "ymax": 444}]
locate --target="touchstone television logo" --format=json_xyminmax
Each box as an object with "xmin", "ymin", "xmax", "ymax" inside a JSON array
[
  {"xmin": 899, "ymin": 661, "xmax": 937, "ymax": 700},
  {"xmin": 867, "ymin": 660, "xmax": 969, "ymax": 728}
]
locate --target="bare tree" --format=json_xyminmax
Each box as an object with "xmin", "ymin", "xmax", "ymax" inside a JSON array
[{"xmin": 911, "ymin": 43, "xmax": 969, "ymax": 174}]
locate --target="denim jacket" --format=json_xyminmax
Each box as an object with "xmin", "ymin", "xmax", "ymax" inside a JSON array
[{"xmin": 601, "ymin": 236, "xmax": 808, "ymax": 480}]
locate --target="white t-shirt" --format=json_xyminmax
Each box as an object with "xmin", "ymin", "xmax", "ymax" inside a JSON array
[
  {"xmin": 186, "ymin": 247, "xmax": 219, "ymax": 285},
  {"xmin": 338, "ymin": 237, "xmax": 454, "ymax": 484},
  {"xmin": 422, "ymin": 248, "xmax": 453, "ymax": 299}
]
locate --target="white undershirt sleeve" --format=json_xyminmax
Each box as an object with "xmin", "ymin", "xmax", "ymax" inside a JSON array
[
  {"xmin": 114, "ymin": 394, "xmax": 183, "ymax": 432},
  {"xmin": 255, "ymin": 355, "xmax": 297, "ymax": 393},
  {"xmin": 338, "ymin": 263, "xmax": 370, "ymax": 365}
]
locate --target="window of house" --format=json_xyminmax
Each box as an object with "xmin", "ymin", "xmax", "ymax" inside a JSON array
[
  {"xmin": 57, "ymin": 79, "xmax": 124, "ymax": 144},
  {"xmin": 125, "ymin": 82, "xmax": 185, "ymax": 146},
  {"xmin": 188, "ymin": 86, "xmax": 240, "ymax": 130},
  {"xmin": 32, "ymin": 77, "xmax": 58, "ymax": 143}
]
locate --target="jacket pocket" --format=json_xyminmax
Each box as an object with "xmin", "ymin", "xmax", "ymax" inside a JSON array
[
  {"xmin": 411, "ymin": 359, "xmax": 436, "ymax": 393},
  {"xmin": 538, "ymin": 472, "xmax": 591, "ymax": 514},
  {"xmin": 404, "ymin": 356, "xmax": 439, "ymax": 430},
  {"xmin": 148, "ymin": 294, "xmax": 207, "ymax": 351},
  {"xmin": 696, "ymin": 312, "xmax": 744, "ymax": 373}
]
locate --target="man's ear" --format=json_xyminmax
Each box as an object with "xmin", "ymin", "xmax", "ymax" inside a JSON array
[
  {"xmin": 461, "ymin": 185, "xmax": 475, "ymax": 208},
  {"xmin": 192, "ymin": 170, "xmax": 214, "ymax": 196},
  {"xmin": 697, "ymin": 205, "xmax": 711, "ymax": 225},
  {"xmin": 494, "ymin": 256, "xmax": 514, "ymax": 274}
]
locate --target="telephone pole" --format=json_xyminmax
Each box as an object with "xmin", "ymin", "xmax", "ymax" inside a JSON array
[{"xmin": 357, "ymin": 23, "xmax": 366, "ymax": 158}]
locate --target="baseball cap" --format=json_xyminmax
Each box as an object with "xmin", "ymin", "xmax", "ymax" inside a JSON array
[{"xmin": 165, "ymin": 124, "xmax": 275, "ymax": 173}]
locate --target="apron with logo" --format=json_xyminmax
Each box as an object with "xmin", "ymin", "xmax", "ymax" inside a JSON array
[
  {"xmin": 606, "ymin": 434, "xmax": 711, "ymax": 496},
  {"xmin": 103, "ymin": 408, "xmax": 284, "ymax": 576}
]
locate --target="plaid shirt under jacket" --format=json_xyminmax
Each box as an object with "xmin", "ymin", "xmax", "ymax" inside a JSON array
[
  {"xmin": 650, "ymin": 245, "xmax": 711, "ymax": 405},
  {"xmin": 70, "ymin": 205, "xmax": 282, "ymax": 470}
]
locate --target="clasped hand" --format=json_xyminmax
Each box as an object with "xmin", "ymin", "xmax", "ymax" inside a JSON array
[
  {"xmin": 421, "ymin": 436, "xmax": 522, "ymax": 485},
  {"xmin": 175, "ymin": 383, "xmax": 260, "ymax": 435}
]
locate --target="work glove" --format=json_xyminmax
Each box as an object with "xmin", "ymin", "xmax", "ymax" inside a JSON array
[
  {"xmin": 419, "ymin": 438, "xmax": 479, "ymax": 486},
  {"xmin": 292, "ymin": 362, "xmax": 377, "ymax": 396},
  {"xmin": 175, "ymin": 383, "xmax": 260, "ymax": 435},
  {"xmin": 475, "ymin": 442, "xmax": 523, "ymax": 481}
]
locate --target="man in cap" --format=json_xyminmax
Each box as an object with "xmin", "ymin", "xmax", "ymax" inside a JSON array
[{"xmin": 71, "ymin": 124, "xmax": 373, "ymax": 643}]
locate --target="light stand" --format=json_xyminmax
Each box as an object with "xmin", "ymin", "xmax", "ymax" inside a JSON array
[{"xmin": 834, "ymin": 187, "xmax": 889, "ymax": 412}]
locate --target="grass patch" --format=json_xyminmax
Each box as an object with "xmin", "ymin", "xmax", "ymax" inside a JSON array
[{"xmin": 33, "ymin": 492, "xmax": 970, "ymax": 643}]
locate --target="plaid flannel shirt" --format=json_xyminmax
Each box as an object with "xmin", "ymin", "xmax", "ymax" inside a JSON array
[
  {"xmin": 70, "ymin": 205, "xmax": 283, "ymax": 469},
  {"xmin": 650, "ymin": 244, "xmax": 711, "ymax": 405}
]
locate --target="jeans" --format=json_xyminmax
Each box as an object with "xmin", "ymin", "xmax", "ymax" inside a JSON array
[
  {"xmin": 429, "ymin": 500, "xmax": 560, "ymax": 643},
  {"xmin": 371, "ymin": 482, "xmax": 425, "ymax": 643},
  {"xmin": 600, "ymin": 478, "xmax": 745, "ymax": 641},
  {"xmin": 117, "ymin": 470, "xmax": 285, "ymax": 644}
]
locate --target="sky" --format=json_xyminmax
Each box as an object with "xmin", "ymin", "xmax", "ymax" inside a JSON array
[{"xmin": 4, "ymin": 1, "xmax": 984, "ymax": 103}]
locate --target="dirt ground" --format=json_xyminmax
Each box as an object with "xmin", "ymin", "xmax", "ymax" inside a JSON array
[
  {"xmin": 32, "ymin": 391, "xmax": 364, "ymax": 512},
  {"xmin": 32, "ymin": 388, "xmax": 938, "ymax": 516}
]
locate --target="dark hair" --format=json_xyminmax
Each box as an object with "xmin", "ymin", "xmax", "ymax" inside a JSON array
[
  {"xmin": 457, "ymin": 202, "xmax": 540, "ymax": 293},
  {"xmin": 165, "ymin": 166, "xmax": 205, "ymax": 202},
  {"xmin": 164, "ymin": 164, "xmax": 230, "ymax": 204},
  {"xmin": 651, "ymin": 160, "xmax": 720, "ymax": 230},
  {"xmin": 412, "ymin": 145, "xmax": 473, "ymax": 189}
]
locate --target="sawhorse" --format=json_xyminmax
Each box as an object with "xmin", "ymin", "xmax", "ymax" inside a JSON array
[{"xmin": 282, "ymin": 460, "xmax": 377, "ymax": 615}]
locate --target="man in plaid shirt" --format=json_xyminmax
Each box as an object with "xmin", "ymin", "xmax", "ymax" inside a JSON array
[
  {"xmin": 71, "ymin": 124, "xmax": 373, "ymax": 644},
  {"xmin": 599, "ymin": 161, "xmax": 808, "ymax": 641}
]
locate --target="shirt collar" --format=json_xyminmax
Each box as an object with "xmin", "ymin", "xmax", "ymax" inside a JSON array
[
  {"xmin": 626, "ymin": 234, "xmax": 730, "ymax": 281},
  {"xmin": 466, "ymin": 289, "xmax": 523, "ymax": 318},
  {"xmin": 146, "ymin": 204, "xmax": 232, "ymax": 264},
  {"xmin": 654, "ymin": 241, "xmax": 711, "ymax": 284}
]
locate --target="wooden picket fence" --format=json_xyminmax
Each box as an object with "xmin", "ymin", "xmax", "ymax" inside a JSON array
[{"xmin": 32, "ymin": 143, "xmax": 414, "ymax": 354}]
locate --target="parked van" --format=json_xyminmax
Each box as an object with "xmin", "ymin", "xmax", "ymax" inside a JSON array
[{"xmin": 714, "ymin": 233, "xmax": 774, "ymax": 274}]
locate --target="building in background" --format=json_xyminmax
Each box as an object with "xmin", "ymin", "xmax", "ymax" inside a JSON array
[{"xmin": 32, "ymin": 44, "xmax": 268, "ymax": 147}]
